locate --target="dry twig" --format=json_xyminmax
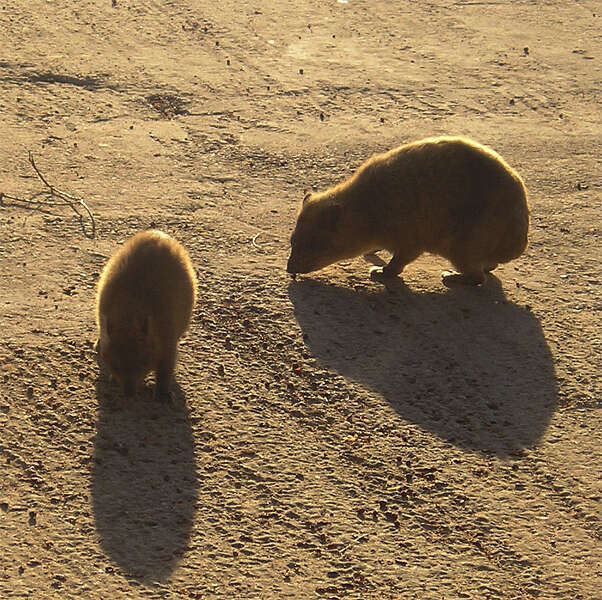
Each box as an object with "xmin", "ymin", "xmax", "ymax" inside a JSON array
[
  {"xmin": 251, "ymin": 232, "xmax": 263, "ymax": 251},
  {"xmin": 0, "ymin": 152, "xmax": 96, "ymax": 238}
]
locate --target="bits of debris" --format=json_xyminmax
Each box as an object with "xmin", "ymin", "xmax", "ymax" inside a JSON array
[{"xmin": 146, "ymin": 93, "xmax": 188, "ymax": 118}]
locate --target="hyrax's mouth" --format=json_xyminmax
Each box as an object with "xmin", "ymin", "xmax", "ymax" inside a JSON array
[
  {"xmin": 286, "ymin": 255, "xmax": 299, "ymax": 274},
  {"xmin": 287, "ymin": 257, "xmax": 312, "ymax": 275}
]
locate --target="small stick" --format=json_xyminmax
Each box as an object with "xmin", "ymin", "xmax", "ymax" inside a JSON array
[
  {"xmin": 252, "ymin": 232, "xmax": 262, "ymax": 251},
  {"xmin": 339, "ymin": 533, "xmax": 369, "ymax": 554},
  {"xmin": 0, "ymin": 152, "xmax": 96, "ymax": 238}
]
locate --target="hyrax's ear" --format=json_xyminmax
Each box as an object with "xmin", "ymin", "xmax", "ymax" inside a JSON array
[{"xmin": 302, "ymin": 192, "xmax": 312, "ymax": 206}]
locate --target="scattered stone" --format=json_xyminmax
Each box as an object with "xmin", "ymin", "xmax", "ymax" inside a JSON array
[{"xmin": 384, "ymin": 511, "xmax": 399, "ymax": 523}]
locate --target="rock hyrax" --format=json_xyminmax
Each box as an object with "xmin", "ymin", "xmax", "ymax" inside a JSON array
[
  {"xmin": 95, "ymin": 230, "xmax": 197, "ymax": 400},
  {"xmin": 287, "ymin": 136, "xmax": 529, "ymax": 285}
]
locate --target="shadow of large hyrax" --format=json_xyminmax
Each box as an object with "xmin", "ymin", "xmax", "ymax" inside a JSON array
[
  {"xmin": 91, "ymin": 378, "xmax": 198, "ymax": 582},
  {"xmin": 289, "ymin": 276, "xmax": 558, "ymax": 456}
]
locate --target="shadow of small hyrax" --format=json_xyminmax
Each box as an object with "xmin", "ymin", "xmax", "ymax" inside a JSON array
[
  {"xmin": 287, "ymin": 136, "xmax": 530, "ymax": 285},
  {"xmin": 95, "ymin": 230, "xmax": 197, "ymax": 400}
]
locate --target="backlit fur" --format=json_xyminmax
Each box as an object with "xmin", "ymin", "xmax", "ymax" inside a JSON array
[
  {"xmin": 287, "ymin": 136, "xmax": 529, "ymax": 284},
  {"xmin": 95, "ymin": 230, "xmax": 197, "ymax": 398}
]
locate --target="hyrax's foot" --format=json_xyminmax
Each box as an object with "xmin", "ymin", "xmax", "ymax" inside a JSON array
[
  {"xmin": 154, "ymin": 371, "xmax": 174, "ymax": 403},
  {"xmin": 442, "ymin": 270, "xmax": 486, "ymax": 286},
  {"xmin": 154, "ymin": 384, "xmax": 174, "ymax": 404},
  {"xmin": 369, "ymin": 254, "xmax": 406, "ymax": 280},
  {"xmin": 369, "ymin": 265, "xmax": 399, "ymax": 282},
  {"xmin": 94, "ymin": 338, "xmax": 101, "ymax": 352}
]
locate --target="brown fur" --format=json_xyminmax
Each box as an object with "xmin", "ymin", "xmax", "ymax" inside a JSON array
[
  {"xmin": 287, "ymin": 136, "xmax": 530, "ymax": 285},
  {"xmin": 95, "ymin": 230, "xmax": 197, "ymax": 399}
]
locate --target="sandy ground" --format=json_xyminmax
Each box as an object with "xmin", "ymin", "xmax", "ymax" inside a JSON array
[{"xmin": 0, "ymin": 1, "xmax": 600, "ymax": 598}]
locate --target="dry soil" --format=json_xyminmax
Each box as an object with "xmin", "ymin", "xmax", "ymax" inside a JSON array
[{"xmin": 0, "ymin": 1, "xmax": 600, "ymax": 599}]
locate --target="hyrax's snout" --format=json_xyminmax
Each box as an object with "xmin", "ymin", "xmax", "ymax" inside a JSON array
[
  {"xmin": 287, "ymin": 253, "xmax": 311, "ymax": 275},
  {"xmin": 286, "ymin": 255, "xmax": 297, "ymax": 274}
]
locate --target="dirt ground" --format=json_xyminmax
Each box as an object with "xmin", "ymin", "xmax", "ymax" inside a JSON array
[{"xmin": 0, "ymin": 1, "xmax": 600, "ymax": 598}]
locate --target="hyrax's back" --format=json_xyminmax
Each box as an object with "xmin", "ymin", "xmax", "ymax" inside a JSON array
[
  {"xmin": 368, "ymin": 137, "xmax": 529, "ymax": 282},
  {"xmin": 96, "ymin": 230, "xmax": 197, "ymax": 340},
  {"xmin": 375, "ymin": 137, "xmax": 527, "ymax": 234}
]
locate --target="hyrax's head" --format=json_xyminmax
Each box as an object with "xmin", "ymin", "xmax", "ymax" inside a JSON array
[
  {"xmin": 99, "ymin": 314, "xmax": 155, "ymax": 397},
  {"xmin": 287, "ymin": 192, "xmax": 350, "ymax": 275}
]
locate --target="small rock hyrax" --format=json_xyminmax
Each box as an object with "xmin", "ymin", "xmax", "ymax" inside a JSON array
[
  {"xmin": 287, "ymin": 136, "xmax": 530, "ymax": 285},
  {"xmin": 95, "ymin": 230, "xmax": 197, "ymax": 400}
]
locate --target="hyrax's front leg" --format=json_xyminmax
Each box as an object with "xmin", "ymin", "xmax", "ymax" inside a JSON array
[
  {"xmin": 369, "ymin": 249, "xmax": 419, "ymax": 281},
  {"xmin": 155, "ymin": 344, "xmax": 177, "ymax": 402}
]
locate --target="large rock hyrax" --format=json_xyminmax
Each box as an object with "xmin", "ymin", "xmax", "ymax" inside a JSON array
[
  {"xmin": 287, "ymin": 136, "xmax": 530, "ymax": 285},
  {"xmin": 95, "ymin": 230, "xmax": 197, "ymax": 401}
]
